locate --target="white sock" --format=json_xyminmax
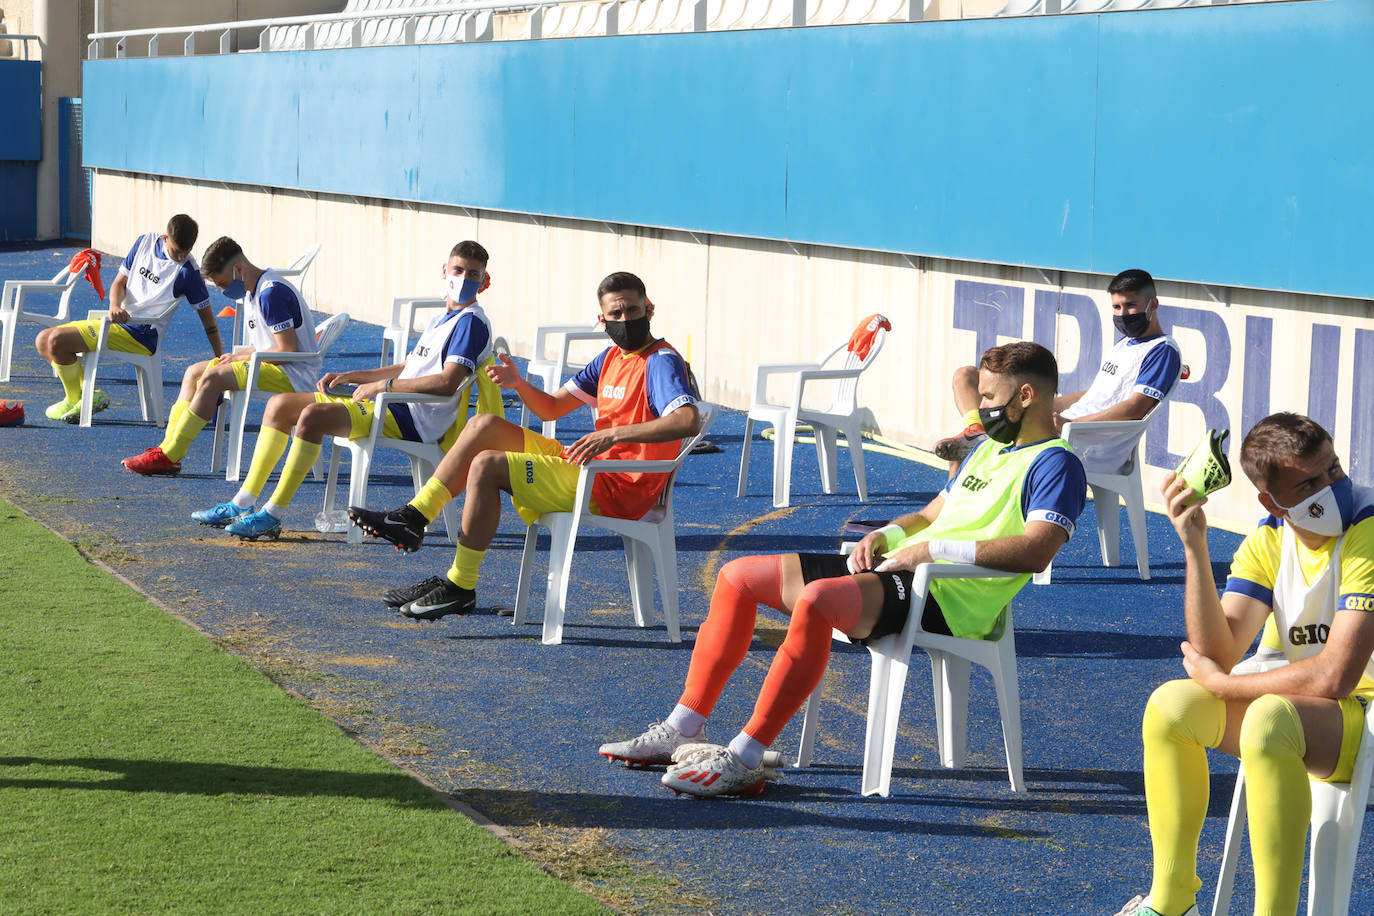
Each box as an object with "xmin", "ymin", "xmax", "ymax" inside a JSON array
[
  {"xmin": 231, "ymin": 490, "xmax": 256, "ymax": 510},
  {"xmin": 262, "ymin": 501, "xmax": 286, "ymax": 519},
  {"xmin": 729, "ymin": 732, "xmax": 767, "ymax": 769},
  {"xmin": 665, "ymin": 704, "xmax": 705, "ymax": 739}
]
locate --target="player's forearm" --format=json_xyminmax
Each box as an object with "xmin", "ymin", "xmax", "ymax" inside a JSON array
[
  {"xmin": 513, "ymin": 377, "xmax": 567, "ymax": 420},
  {"xmin": 968, "ymin": 533, "xmax": 1060, "ymax": 574},
  {"xmin": 1181, "ymin": 540, "xmax": 1236, "ymax": 661},
  {"xmin": 609, "ymin": 406, "xmax": 700, "ymax": 445},
  {"xmin": 1205, "ymin": 656, "xmax": 1351, "ymax": 702},
  {"xmin": 202, "ymin": 322, "xmax": 224, "ymax": 358},
  {"xmin": 1053, "ymin": 391, "xmax": 1085, "ymax": 412},
  {"xmin": 109, "ymin": 275, "xmax": 128, "ymax": 311}
]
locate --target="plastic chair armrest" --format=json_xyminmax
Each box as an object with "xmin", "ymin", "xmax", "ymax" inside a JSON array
[
  {"xmin": 258, "ymin": 349, "xmax": 320, "ymax": 363},
  {"xmin": 796, "ymin": 367, "xmax": 864, "ymax": 383},
  {"xmin": 754, "ymin": 361, "xmax": 823, "ymax": 377},
  {"xmin": 1062, "ymin": 418, "xmax": 1149, "ymax": 435},
  {"xmin": 578, "ymin": 458, "xmax": 680, "ymax": 474}
]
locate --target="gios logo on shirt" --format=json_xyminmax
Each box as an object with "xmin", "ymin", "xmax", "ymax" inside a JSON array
[
  {"xmin": 1289, "ymin": 623, "xmax": 1330, "ymax": 646},
  {"xmin": 1343, "ymin": 594, "xmax": 1374, "ymax": 612},
  {"xmin": 961, "ymin": 475, "xmax": 989, "ymax": 492},
  {"xmin": 138, "ymin": 266, "xmax": 162, "ymax": 283},
  {"xmin": 601, "ymin": 384, "xmax": 627, "ymax": 400}
]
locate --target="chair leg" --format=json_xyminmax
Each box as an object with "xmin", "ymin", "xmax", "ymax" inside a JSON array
[
  {"xmin": 1308, "ymin": 780, "xmax": 1347, "ymax": 916},
  {"xmin": 346, "ymin": 445, "xmax": 371, "ymax": 546},
  {"xmin": 736, "ymin": 417, "xmax": 756, "ymax": 498},
  {"xmin": 210, "ymin": 395, "xmax": 229, "ymax": 473},
  {"xmin": 321, "ymin": 440, "xmax": 349, "ymax": 541},
  {"xmin": 512, "ymin": 524, "xmax": 541, "ymax": 627},
  {"xmin": 773, "ymin": 419, "xmax": 796, "ymax": 509},
  {"xmin": 542, "ymin": 516, "xmax": 576, "ymax": 645},
  {"xmin": 845, "ymin": 419, "xmax": 868, "ymax": 502},
  {"xmin": 623, "ymin": 537, "xmax": 654, "ymax": 628},
  {"xmin": 1092, "ymin": 485, "xmax": 1123, "ymax": 568},
  {"xmin": 226, "ymin": 396, "xmax": 249, "ymax": 482},
  {"xmin": 1122, "ymin": 476, "xmax": 1151, "ymax": 580},
  {"xmin": 652, "ymin": 528, "xmax": 680, "ymax": 642},
  {"xmin": 795, "ymin": 683, "xmax": 822, "ymax": 769},
  {"xmin": 860, "ymin": 646, "xmax": 896, "ymax": 797},
  {"xmin": 0, "ymin": 311, "xmax": 15, "ymax": 383},
  {"xmin": 932, "ymin": 650, "xmax": 972, "ymax": 770},
  {"xmin": 989, "ymin": 643, "xmax": 1025, "ymax": 793},
  {"xmin": 79, "ymin": 351, "xmax": 99, "ymax": 427},
  {"xmin": 814, "ymin": 425, "xmax": 839, "ymax": 495},
  {"xmin": 1211, "ymin": 767, "xmax": 1247, "ymax": 916}
]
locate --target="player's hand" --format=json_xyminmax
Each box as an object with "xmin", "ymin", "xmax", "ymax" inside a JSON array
[
  {"xmin": 874, "ymin": 543, "xmax": 930, "ymax": 574},
  {"xmin": 565, "ymin": 428, "xmax": 620, "ymax": 465},
  {"xmin": 317, "ymin": 372, "xmax": 341, "ymax": 394},
  {"xmin": 1181, "ymin": 640, "xmax": 1225, "ymax": 691},
  {"xmin": 109, "ymin": 305, "xmax": 131, "ymax": 324},
  {"xmin": 354, "ymin": 380, "xmax": 386, "ymax": 402},
  {"xmin": 846, "ymin": 530, "xmax": 886, "ymax": 574},
  {"xmin": 1162, "ymin": 470, "xmax": 1208, "ymax": 548},
  {"xmin": 487, "ymin": 353, "xmax": 524, "ymax": 389}
]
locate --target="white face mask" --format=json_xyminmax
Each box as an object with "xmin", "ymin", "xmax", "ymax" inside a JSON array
[
  {"xmin": 445, "ymin": 274, "xmax": 480, "ymax": 304},
  {"xmin": 1272, "ymin": 476, "xmax": 1354, "ymax": 538}
]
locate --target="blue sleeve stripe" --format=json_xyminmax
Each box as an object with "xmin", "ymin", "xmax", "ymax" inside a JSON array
[
  {"xmin": 644, "ymin": 348, "xmax": 695, "ymax": 417},
  {"xmin": 1225, "ymin": 576, "xmax": 1273, "ymax": 605}
]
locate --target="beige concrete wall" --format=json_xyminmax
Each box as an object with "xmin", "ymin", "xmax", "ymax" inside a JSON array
[
  {"xmin": 91, "ymin": 168, "xmax": 1374, "ymax": 531},
  {"xmin": 0, "ymin": 0, "xmax": 37, "ymax": 57}
]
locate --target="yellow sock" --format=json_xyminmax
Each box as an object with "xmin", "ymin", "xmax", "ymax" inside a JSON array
[
  {"xmin": 242, "ymin": 427, "xmax": 290, "ymax": 498},
  {"xmin": 54, "ymin": 360, "xmax": 83, "ymax": 403},
  {"xmin": 1239, "ymin": 695, "xmax": 1309, "ymax": 916},
  {"xmin": 266, "ymin": 439, "xmax": 322, "ymax": 510},
  {"xmin": 410, "ymin": 477, "xmax": 454, "ymax": 524},
  {"xmin": 165, "ymin": 400, "xmax": 187, "ymax": 434},
  {"xmin": 158, "ymin": 407, "xmax": 209, "ymax": 461},
  {"xmin": 447, "ymin": 543, "xmax": 486, "ymax": 589},
  {"xmin": 962, "ymin": 408, "xmax": 981, "ymax": 429},
  {"xmin": 1143, "ymin": 679, "xmax": 1224, "ymax": 916}
]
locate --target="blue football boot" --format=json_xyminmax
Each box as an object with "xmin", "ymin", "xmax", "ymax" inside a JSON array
[
  {"xmin": 192, "ymin": 502, "xmax": 250, "ymax": 528},
  {"xmin": 225, "ymin": 509, "xmax": 282, "ymax": 541}
]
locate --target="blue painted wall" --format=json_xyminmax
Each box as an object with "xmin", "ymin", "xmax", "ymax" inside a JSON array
[
  {"xmin": 0, "ymin": 59, "xmax": 41, "ymax": 240},
  {"xmin": 83, "ymin": 0, "xmax": 1374, "ymax": 299}
]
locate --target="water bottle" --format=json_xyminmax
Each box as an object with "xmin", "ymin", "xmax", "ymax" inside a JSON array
[{"xmin": 314, "ymin": 508, "xmax": 350, "ymax": 533}]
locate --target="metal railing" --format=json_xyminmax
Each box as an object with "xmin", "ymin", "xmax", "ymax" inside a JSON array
[
  {"xmin": 0, "ymin": 34, "xmax": 42, "ymax": 60},
  {"xmin": 83, "ymin": 0, "xmax": 1299, "ymax": 59}
]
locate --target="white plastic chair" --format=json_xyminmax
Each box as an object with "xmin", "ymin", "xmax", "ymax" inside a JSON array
[
  {"xmin": 1047, "ymin": 371, "xmax": 1182, "ymax": 583},
  {"xmin": 520, "ymin": 322, "xmax": 605, "ymax": 438},
  {"xmin": 0, "ymin": 266, "xmax": 82, "ymax": 382},
  {"xmin": 512, "ymin": 402, "xmax": 718, "ymax": 646},
  {"xmin": 737, "ymin": 316, "xmax": 889, "ymax": 509},
  {"xmin": 1213, "ymin": 680, "xmax": 1374, "ymax": 915},
  {"xmin": 230, "ymin": 245, "xmax": 322, "ymax": 349},
  {"xmin": 76, "ymin": 306, "xmax": 176, "ymax": 428},
  {"xmin": 378, "ymin": 297, "xmax": 448, "ymax": 368},
  {"xmin": 210, "ymin": 312, "xmax": 351, "ymax": 481},
  {"xmin": 318, "ymin": 378, "xmax": 476, "ymax": 545},
  {"xmin": 795, "ymin": 562, "xmax": 1024, "ymax": 796}
]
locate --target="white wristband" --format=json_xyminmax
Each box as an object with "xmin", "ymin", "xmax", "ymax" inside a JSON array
[
  {"xmin": 877, "ymin": 524, "xmax": 906, "ymax": 552},
  {"xmin": 927, "ymin": 539, "xmax": 977, "ymax": 565}
]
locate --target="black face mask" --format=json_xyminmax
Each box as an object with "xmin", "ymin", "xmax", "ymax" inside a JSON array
[
  {"xmin": 1113, "ymin": 309, "xmax": 1152, "ymax": 339},
  {"xmin": 977, "ymin": 397, "xmax": 1024, "ymax": 444},
  {"xmin": 604, "ymin": 314, "xmax": 651, "ymax": 352}
]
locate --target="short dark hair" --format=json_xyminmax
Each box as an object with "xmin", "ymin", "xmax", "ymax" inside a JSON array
[
  {"xmin": 1240, "ymin": 412, "xmax": 1333, "ymax": 490},
  {"xmin": 166, "ymin": 214, "xmax": 198, "ymax": 252},
  {"xmin": 450, "ymin": 240, "xmax": 489, "ymax": 265},
  {"xmin": 1108, "ymin": 268, "xmax": 1156, "ymax": 301},
  {"xmin": 200, "ymin": 236, "xmax": 243, "ymax": 278},
  {"xmin": 596, "ymin": 271, "xmax": 647, "ymax": 304},
  {"xmin": 979, "ymin": 341, "xmax": 1059, "ymax": 396}
]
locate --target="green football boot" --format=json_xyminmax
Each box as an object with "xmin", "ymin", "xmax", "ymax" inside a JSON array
[{"xmin": 1175, "ymin": 428, "xmax": 1231, "ymax": 504}]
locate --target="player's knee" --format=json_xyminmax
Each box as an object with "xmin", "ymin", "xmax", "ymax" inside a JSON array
[
  {"xmin": 468, "ymin": 450, "xmax": 509, "ymax": 488},
  {"xmin": 464, "ymin": 412, "xmax": 509, "ymax": 441},
  {"xmin": 1238, "ymin": 694, "xmax": 1304, "ymax": 759},
  {"xmin": 1144, "ymin": 678, "xmax": 1224, "ymax": 746}
]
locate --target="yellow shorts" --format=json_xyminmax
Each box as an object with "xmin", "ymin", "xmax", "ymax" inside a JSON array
[
  {"xmin": 1322, "ymin": 693, "xmax": 1370, "ymax": 784},
  {"xmin": 71, "ymin": 319, "xmax": 152, "ymax": 356},
  {"xmin": 309, "ymin": 393, "xmax": 464, "ymax": 449},
  {"xmin": 506, "ymin": 428, "xmax": 601, "ymax": 524},
  {"xmin": 230, "ymin": 360, "xmax": 296, "ymax": 394}
]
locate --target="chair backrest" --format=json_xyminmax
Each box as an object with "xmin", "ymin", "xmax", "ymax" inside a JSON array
[
  {"xmin": 315, "ymin": 312, "xmax": 351, "ymax": 355},
  {"xmin": 652, "ymin": 401, "xmax": 719, "ymax": 513},
  {"xmin": 279, "ymin": 243, "xmax": 322, "ymax": 282},
  {"xmin": 817, "ymin": 314, "xmax": 890, "ymax": 414}
]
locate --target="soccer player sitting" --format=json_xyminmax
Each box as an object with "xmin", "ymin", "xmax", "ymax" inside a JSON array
[
  {"xmin": 121, "ymin": 236, "xmax": 324, "ymax": 476},
  {"xmin": 350, "ymin": 270, "xmax": 701, "ymax": 620},
  {"xmin": 35, "ymin": 214, "xmax": 220, "ymax": 423},
  {"xmin": 934, "ymin": 268, "xmax": 1180, "ymax": 472},
  {"xmin": 598, "ymin": 341, "xmax": 1085, "ymax": 798},
  {"xmin": 1112, "ymin": 413, "xmax": 1374, "ymax": 916},
  {"xmin": 191, "ymin": 240, "xmax": 495, "ymax": 541}
]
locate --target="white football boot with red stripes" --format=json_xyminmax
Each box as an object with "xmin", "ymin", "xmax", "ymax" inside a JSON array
[{"xmin": 661, "ymin": 745, "xmax": 769, "ymax": 798}]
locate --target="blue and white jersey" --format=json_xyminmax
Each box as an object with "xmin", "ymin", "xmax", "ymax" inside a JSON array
[
  {"xmin": 243, "ymin": 269, "xmax": 321, "ymax": 392},
  {"xmin": 115, "ymin": 233, "xmax": 212, "ymax": 353},
  {"xmin": 1061, "ymin": 332, "xmax": 1182, "ymax": 472},
  {"xmin": 565, "ymin": 344, "xmax": 695, "ymax": 418},
  {"xmin": 393, "ymin": 302, "xmax": 493, "ymax": 443}
]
